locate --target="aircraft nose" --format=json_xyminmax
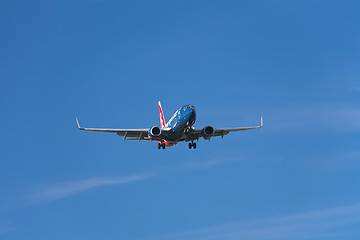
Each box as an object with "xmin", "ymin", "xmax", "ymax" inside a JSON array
[
  {"xmin": 187, "ymin": 108, "xmax": 194, "ymax": 116},
  {"xmin": 183, "ymin": 108, "xmax": 194, "ymax": 120},
  {"xmin": 188, "ymin": 108, "xmax": 196, "ymax": 125}
]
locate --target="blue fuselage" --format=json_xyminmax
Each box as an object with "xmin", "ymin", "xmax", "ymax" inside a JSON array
[{"xmin": 165, "ymin": 105, "xmax": 196, "ymax": 141}]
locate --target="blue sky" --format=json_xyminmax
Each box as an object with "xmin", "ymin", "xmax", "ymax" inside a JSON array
[{"xmin": 1, "ymin": 0, "xmax": 360, "ymax": 239}]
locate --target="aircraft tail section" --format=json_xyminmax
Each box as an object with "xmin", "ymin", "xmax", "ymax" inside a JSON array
[{"xmin": 158, "ymin": 101, "xmax": 166, "ymax": 128}]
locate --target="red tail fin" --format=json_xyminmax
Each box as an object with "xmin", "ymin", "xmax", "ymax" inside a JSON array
[{"xmin": 158, "ymin": 101, "xmax": 166, "ymax": 128}]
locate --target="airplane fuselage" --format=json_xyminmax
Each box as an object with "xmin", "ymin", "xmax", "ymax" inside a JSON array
[{"xmin": 161, "ymin": 105, "xmax": 196, "ymax": 146}]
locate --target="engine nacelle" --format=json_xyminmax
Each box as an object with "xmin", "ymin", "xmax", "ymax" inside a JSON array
[
  {"xmin": 149, "ymin": 126, "xmax": 162, "ymax": 138},
  {"xmin": 202, "ymin": 126, "xmax": 215, "ymax": 139}
]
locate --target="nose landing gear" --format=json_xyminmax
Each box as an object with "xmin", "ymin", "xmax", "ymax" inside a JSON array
[
  {"xmin": 157, "ymin": 142, "xmax": 166, "ymax": 149},
  {"xmin": 188, "ymin": 141, "xmax": 197, "ymax": 149}
]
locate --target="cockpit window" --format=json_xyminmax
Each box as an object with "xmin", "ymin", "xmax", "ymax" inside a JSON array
[{"xmin": 182, "ymin": 105, "xmax": 195, "ymax": 110}]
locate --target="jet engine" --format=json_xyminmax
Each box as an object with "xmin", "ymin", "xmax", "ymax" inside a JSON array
[
  {"xmin": 149, "ymin": 126, "xmax": 162, "ymax": 138},
  {"xmin": 202, "ymin": 126, "xmax": 215, "ymax": 139}
]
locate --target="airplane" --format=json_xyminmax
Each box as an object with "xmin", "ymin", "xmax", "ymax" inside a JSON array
[{"xmin": 76, "ymin": 101, "xmax": 263, "ymax": 149}]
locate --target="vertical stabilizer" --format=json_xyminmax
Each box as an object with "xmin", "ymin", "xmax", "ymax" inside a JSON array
[{"xmin": 158, "ymin": 101, "xmax": 166, "ymax": 128}]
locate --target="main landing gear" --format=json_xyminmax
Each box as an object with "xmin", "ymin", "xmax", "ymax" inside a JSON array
[
  {"xmin": 157, "ymin": 142, "xmax": 165, "ymax": 149},
  {"xmin": 188, "ymin": 141, "xmax": 197, "ymax": 149}
]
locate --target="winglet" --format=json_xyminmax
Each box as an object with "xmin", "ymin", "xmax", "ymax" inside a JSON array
[
  {"xmin": 76, "ymin": 117, "xmax": 83, "ymax": 130},
  {"xmin": 260, "ymin": 116, "xmax": 263, "ymax": 128}
]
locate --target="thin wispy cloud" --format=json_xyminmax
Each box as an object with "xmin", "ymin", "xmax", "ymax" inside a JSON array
[
  {"xmin": 29, "ymin": 158, "xmax": 235, "ymax": 203},
  {"xmin": 0, "ymin": 227, "xmax": 12, "ymax": 234},
  {"xmin": 202, "ymin": 105, "xmax": 360, "ymax": 132},
  {"xmin": 269, "ymin": 106, "xmax": 360, "ymax": 132},
  {"xmin": 345, "ymin": 87, "xmax": 360, "ymax": 91},
  {"xmin": 138, "ymin": 203, "xmax": 360, "ymax": 240},
  {"xmin": 30, "ymin": 174, "xmax": 150, "ymax": 202},
  {"xmin": 317, "ymin": 149, "xmax": 360, "ymax": 170}
]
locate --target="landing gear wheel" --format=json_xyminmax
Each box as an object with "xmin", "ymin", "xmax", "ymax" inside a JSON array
[
  {"xmin": 192, "ymin": 142, "xmax": 197, "ymax": 149},
  {"xmin": 162, "ymin": 143, "xmax": 165, "ymax": 149},
  {"xmin": 157, "ymin": 143, "xmax": 161, "ymax": 149},
  {"xmin": 188, "ymin": 143, "xmax": 192, "ymax": 149}
]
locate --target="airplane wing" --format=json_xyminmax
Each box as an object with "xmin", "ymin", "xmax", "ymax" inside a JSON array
[
  {"xmin": 76, "ymin": 118, "xmax": 151, "ymax": 140},
  {"xmin": 185, "ymin": 117, "xmax": 263, "ymax": 141}
]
